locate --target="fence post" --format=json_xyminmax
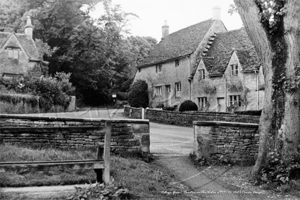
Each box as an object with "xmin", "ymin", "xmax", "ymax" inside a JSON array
[
  {"xmin": 141, "ymin": 108, "xmax": 145, "ymax": 119},
  {"xmin": 95, "ymin": 143, "xmax": 104, "ymax": 183},
  {"xmin": 103, "ymin": 121, "xmax": 112, "ymax": 184}
]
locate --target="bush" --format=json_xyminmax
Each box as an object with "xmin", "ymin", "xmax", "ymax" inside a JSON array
[
  {"xmin": 179, "ymin": 100, "xmax": 198, "ymax": 112},
  {"xmin": 256, "ymin": 151, "xmax": 300, "ymax": 189},
  {"xmin": 0, "ymin": 72, "xmax": 75, "ymax": 112},
  {"xmin": 128, "ymin": 80, "xmax": 149, "ymax": 108}
]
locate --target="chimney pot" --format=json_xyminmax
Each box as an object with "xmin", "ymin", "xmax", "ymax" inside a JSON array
[
  {"xmin": 212, "ymin": 6, "xmax": 221, "ymax": 20},
  {"xmin": 25, "ymin": 16, "xmax": 34, "ymax": 38},
  {"xmin": 162, "ymin": 20, "xmax": 169, "ymax": 40}
]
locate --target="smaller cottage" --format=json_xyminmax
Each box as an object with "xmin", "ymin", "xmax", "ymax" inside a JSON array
[
  {"xmin": 191, "ymin": 28, "xmax": 264, "ymax": 112},
  {"xmin": 0, "ymin": 16, "xmax": 48, "ymax": 79}
]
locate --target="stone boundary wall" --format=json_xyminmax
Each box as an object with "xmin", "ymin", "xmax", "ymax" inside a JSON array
[
  {"xmin": 193, "ymin": 121, "xmax": 259, "ymax": 165},
  {"xmin": 0, "ymin": 114, "xmax": 150, "ymax": 154},
  {"xmin": 124, "ymin": 106, "xmax": 260, "ymax": 126}
]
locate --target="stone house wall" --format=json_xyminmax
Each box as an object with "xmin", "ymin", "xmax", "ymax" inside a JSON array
[
  {"xmin": 135, "ymin": 57, "xmax": 191, "ymax": 107},
  {"xmin": 134, "ymin": 20, "xmax": 227, "ymax": 108},
  {"xmin": 193, "ymin": 121, "xmax": 259, "ymax": 165},
  {"xmin": 191, "ymin": 51, "xmax": 265, "ymax": 112},
  {"xmin": 0, "ymin": 115, "xmax": 150, "ymax": 154}
]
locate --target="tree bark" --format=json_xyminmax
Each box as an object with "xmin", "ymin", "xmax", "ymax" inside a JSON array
[
  {"xmin": 234, "ymin": 0, "xmax": 274, "ymax": 177},
  {"xmin": 234, "ymin": 0, "xmax": 300, "ymax": 177},
  {"xmin": 281, "ymin": 0, "xmax": 300, "ymax": 159}
]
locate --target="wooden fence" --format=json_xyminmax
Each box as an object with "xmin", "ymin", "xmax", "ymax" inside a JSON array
[{"xmin": 0, "ymin": 122, "xmax": 112, "ymax": 184}]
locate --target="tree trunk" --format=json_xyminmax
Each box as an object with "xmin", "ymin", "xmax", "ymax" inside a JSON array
[
  {"xmin": 281, "ymin": 1, "xmax": 300, "ymax": 159},
  {"xmin": 234, "ymin": 0, "xmax": 300, "ymax": 178}
]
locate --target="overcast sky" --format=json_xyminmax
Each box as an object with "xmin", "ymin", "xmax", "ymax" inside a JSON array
[{"xmin": 91, "ymin": 0, "xmax": 243, "ymax": 42}]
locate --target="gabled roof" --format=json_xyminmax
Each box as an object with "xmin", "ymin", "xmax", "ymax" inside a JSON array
[
  {"xmin": 0, "ymin": 32, "xmax": 40, "ymax": 60},
  {"xmin": 199, "ymin": 28, "xmax": 260, "ymax": 76},
  {"xmin": 137, "ymin": 19, "xmax": 215, "ymax": 68}
]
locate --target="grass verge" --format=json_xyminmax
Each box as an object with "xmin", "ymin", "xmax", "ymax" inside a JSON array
[{"xmin": 0, "ymin": 145, "xmax": 190, "ymax": 199}]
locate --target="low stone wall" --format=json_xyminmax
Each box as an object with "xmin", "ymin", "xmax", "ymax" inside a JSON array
[
  {"xmin": 124, "ymin": 106, "xmax": 260, "ymax": 126},
  {"xmin": 0, "ymin": 94, "xmax": 76, "ymax": 114},
  {"xmin": 0, "ymin": 114, "xmax": 150, "ymax": 154},
  {"xmin": 193, "ymin": 121, "xmax": 259, "ymax": 165}
]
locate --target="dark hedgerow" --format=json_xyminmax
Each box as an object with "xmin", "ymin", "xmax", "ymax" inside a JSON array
[
  {"xmin": 179, "ymin": 100, "xmax": 198, "ymax": 112},
  {"xmin": 128, "ymin": 80, "xmax": 149, "ymax": 108}
]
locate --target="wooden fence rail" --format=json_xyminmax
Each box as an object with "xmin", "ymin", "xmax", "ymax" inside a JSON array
[{"xmin": 0, "ymin": 122, "xmax": 112, "ymax": 184}]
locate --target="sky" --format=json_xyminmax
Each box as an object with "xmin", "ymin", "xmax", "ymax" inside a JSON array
[{"xmin": 91, "ymin": 0, "xmax": 243, "ymax": 42}]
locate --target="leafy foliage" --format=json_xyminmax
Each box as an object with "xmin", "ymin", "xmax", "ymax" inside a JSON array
[
  {"xmin": 179, "ymin": 100, "xmax": 198, "ymax": 112},
  {"xmin": 202, "ymin": 81, "xmax": 216, "ymax": 94},
  {"xmin": 128, "ymin": 80, "xmax": 149, "ymax": 108},
  {"xmin": 0, "ymin": 72, "xmax": 75, "ymax": 112},
  {"xmin": 227, "ymin": 78, "xmax": 244, "ymax": 92},
  {"xmin": 0, "ymin": 94, "xmax": 38, "ymax": 107},
  {"xmin": 0, "ymin": 0, "xmax": 156, "ymax": 106},
  {"xmin": 256, "ymin": 151, "xmax": 300, "ymax": 189}
]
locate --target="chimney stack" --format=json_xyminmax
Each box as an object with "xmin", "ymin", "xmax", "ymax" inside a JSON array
[
  {"xmin": 212, "ymin": 6, "xmax": 221, "ymax": 20},
  {"xmin": 162, "ymin": 20, "xmax": 169, "ymax": 39},
  {"xmin": 25, "ymin": 16, "xmax": 34, "ymax": 38}
]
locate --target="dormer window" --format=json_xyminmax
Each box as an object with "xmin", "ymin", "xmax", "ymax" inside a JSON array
[
  {"xmin": 175, "ymin": 59, "xmax": 180, "ymax": 67},
  {"xmin": 231, "ymin": 64, "xmax": 238, "ymax": 76},
  {"xmin": 7, "ymin": 48, "xmax": 19, "ymax": 60}
]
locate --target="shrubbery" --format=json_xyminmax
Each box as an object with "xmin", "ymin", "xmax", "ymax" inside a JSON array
[
  {"xmin": 128, "ymin": 80, "xmax": 149, "ymax": 108},
  {"xmin": 256, "ymin": 151, "xmax": 300, "ymax": 191},
  {"xmin": 0, "ymin": 72, "xmax": 75, "ymax": 112},
  {"xmin": 179, "ymin": 100, "xmax": 198, "ymax": 112}
]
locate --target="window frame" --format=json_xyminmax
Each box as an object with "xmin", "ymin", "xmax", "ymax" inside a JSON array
[
  {"xmin": 156, "ymin": 64, "xmax": 162, "ymax": 73},
  {"xmin": 155, "ymin": 86, "xmax": 162, "ymax": 96},
  {"xmin": 231, "ymin": 64, "xmax": 239, "ymax": 76},
  {"xmin": 165, "ymin": 84, "xmax": 171, "ymax": 93},
  {"xmin": 198, "ymin": 97, "xmax": 208, "ymax": 109},
  {"xmin": 229, "ymin": 95, "xmax": 241, "ymax": 107},
  {"xmin": 175, "ymin": 82, "xmax": 181, "ymax": 97},
  {"xmin": 7, "ymin": 48, "xmax": 19, "ymax": 60},
  {"xmin": 175, "ymin": 59, "xmax": 180, "ymax": 67},
  {"xmin": 199, "ymin": 69, "xmax": 206, "ymax": 80}
]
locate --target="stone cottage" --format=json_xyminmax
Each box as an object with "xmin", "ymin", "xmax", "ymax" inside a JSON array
[
  {"xmin": 191, "ymin": 28, "xmax": 264, "ymax": 112},
  {"xmin": 133, "ymin": 6, "xmax": 264, "ymax": 111},
  {"xmin": 0, "ymin": 16, "xmax": 48, "ymax": 79}
]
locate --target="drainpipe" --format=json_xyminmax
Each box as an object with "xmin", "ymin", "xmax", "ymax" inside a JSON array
[
  {"xmin": 188, "ymin": 55, "xmax": 192, "ymax": 100},
  {"xmin": 224, "ymin": 74, "xmax": 227, "ymax": 112},
  {"xmin": 188, "ymin": 78, "xmax": 192, "ymax": 100},
  {"xmin": 255, "ymin": 70, "xmax": 259, "ymax": 110}
]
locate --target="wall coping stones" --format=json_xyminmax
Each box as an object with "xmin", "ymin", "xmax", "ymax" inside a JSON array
[
  {"xmin": 0, "ymin": 114, "xmax": 149, "ymax": 124},
  {"xmin": 193, "ymin": 121, "xmax": 259, "ymax": 128}
]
